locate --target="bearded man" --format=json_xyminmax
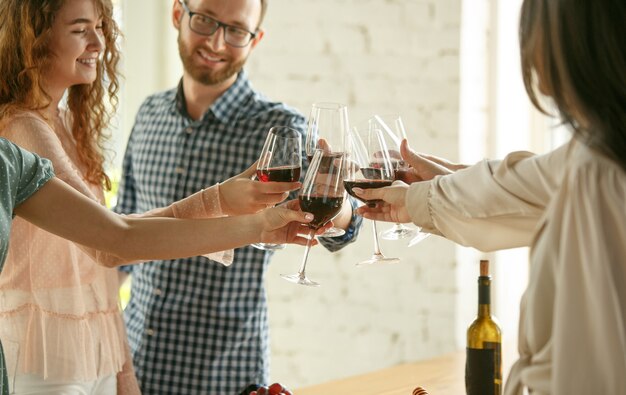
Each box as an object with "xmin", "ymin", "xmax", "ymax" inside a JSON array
[{"xmin": 113, "ymin": 1, "xmax": 361, "ymax": 394}]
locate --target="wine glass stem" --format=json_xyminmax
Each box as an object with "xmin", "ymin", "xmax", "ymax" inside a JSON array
[
  {"xmin": 372, "ymin": 220, "xmax": 383, "ymax": 255},
  {"xmin": 297, "ymin": 229, "xmax": 316, "ymax": 278}
]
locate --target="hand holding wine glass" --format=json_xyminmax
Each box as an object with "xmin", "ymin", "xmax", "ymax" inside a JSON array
[
  {"xmin": 256, "ymin": 206, "xmax": 326, "ymax": 247},
  {"xmin": 372, "ymin": 115, "xmax": 422, "ymax": 241},
  {"xmin": 344, "ymin": 124, "xmax": 400, "ymax": 265},
  {"xmin": 251, "ymin": 126, "xmax": 302, "ymax": 251},
  {"xmin": 281, "ymin": 149, "xmax": 346, "ymax": 286},
  {"xmin": 218, "ymin": 160, "xmax": 301, "ymax": 215},
  {"xmin": 352, "ymin": 182, "xmax": 412, "ymax": 223}
]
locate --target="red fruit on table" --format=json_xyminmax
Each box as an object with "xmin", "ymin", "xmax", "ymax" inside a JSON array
[
  {"xmin": 256, "ymin": 386, "xmax": 269, "ymax": 395},
  {"xmin": 268, "ymin": 383, "xmax": 284, "ymax": 394}
]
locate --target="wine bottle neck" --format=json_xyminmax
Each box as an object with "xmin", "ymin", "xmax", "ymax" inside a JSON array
[
  {"xmin": 478, "ymin": 304, "xmax": 491, "ymax": 317},
  {"xmin": 477, "ymin": 275, "xmax": 491, "ymax": 317}
]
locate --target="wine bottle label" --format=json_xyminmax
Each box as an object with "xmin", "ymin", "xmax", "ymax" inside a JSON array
[{"xmin": 465, "ymin": 342, "xmax": 502, "ymax": 395}]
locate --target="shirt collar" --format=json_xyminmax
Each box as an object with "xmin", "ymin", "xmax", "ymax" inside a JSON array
[{"xmin": 174, "ymin": 71, "xmax": 255, "ymax": 123}]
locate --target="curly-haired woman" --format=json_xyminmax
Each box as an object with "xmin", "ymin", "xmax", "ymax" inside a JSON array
[{"xmin": 0, "ymin": 0, "xmax": 300, "ymax": 393}]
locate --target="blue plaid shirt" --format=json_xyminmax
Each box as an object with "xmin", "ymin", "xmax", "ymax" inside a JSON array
[{"xmin": 114, "ymin": 71, "xmax": 361, "ymax": 395}]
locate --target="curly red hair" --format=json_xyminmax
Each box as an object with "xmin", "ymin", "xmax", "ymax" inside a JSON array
[{"xmin": 0, "ymin": 0, "xmax": 121, "ymax": 189}]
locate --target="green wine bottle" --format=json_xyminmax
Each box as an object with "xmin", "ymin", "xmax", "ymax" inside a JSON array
[{"xmin": 465, "ymin": 260, "xmax": 502, "ymax": 395}]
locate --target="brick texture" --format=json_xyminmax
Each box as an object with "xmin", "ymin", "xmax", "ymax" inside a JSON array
[{"xmin": 245, "ymin": 0, "xmax": 463, "ymax": 387}]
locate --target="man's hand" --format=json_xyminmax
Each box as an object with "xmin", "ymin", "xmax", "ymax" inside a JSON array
[
  {"xmin": 354, "ymin": 182, "xmax": 412, "ymax": 223},
  {"xmin": 219, "ymin": 161, "xmax": 301, "ymax": 215}
]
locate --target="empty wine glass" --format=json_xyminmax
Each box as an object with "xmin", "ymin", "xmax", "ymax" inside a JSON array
[
  {"xmin": 252, "ymin": 126, "xmax": 302, "ymax": 251},
  {"xmin": 344, "ymin": 124, "xmax": 400, "ymax": 266},
  {"xmin": 281, "ymin": 149, "xmax": 346, "ymax": 286},
  {"xmin": 304, "ymin": 102, "xmax": 350, "ymax": 238},
  {"xmin": 373, "ymin": 115, "xmax": 430, "ymax": 243}
]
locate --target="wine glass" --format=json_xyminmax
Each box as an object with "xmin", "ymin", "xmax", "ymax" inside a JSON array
[
  {"xmin": 251, "ymin": 126, "xmax": 302, "ymax": 251},
  {"xmin": 304, "ymin": 102, "xmax": 350, "ymax": 238},
  {"xmin": 344, "ymin": 123, "xmax": 401, "ymax": 265},
  {"xmin": 373, "ymin": 115, "xmax": 429, "ymax": 242},
  {"xmin": 281, "ymin": 149, "xmax": 346, "ymax": 286}
]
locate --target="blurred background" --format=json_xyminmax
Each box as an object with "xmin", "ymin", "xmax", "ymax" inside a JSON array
[{"xmin": 109, "ymin": 0, "xmax": 565, "ymax": 388}]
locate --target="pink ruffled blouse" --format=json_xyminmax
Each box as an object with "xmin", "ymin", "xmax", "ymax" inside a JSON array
[{"xmin": 0, "ymin": 111, "xmax": 231, "ymax": 393}]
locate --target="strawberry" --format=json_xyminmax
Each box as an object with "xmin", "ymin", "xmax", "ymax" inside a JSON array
[{"xmin": 268, "ymin": 382, "xmax": 284, "ymax": 394}]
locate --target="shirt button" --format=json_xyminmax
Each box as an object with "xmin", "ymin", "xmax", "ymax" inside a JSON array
[
  {"xmin": 175, "ymin": 167, "xmax": 184, "ymax": 174},
  {"xmin": 154, "ymin": 288, "xmax": 162, "ymax": 296},
  {"xmin": 184, "ymin": 126, "xmax": 193, "ymax": 134},
  {"xmin": 146, "ymin": 328, "xmax": 155, "ymax": 336}
]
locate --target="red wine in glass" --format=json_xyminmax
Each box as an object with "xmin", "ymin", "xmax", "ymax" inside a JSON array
[
  {"xmin": 344, "ymin": 179, "xmax": 393, "ymax": 207},
  {"xmin": 282, "ymin": 149, "xmax": 345, "ymax": 286},
  {"xmin": 252, "ymin": 125, "xmax": 302, "ymax": 251},
  {"xmin": 256, "ymin": 166, "xmax": 301, "ymax": 183},
  {"xmin": 346, "ymin": 124, "xmax": 400, "ymax": 265},
  {"xmin": 298, "ymin": 195, "xmax": 343, "ymax": 229}
]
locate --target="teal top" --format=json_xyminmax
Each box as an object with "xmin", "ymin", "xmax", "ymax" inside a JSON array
[{"xmin": 0, "ymin": 137, "xmax": 54, "ymax": 395}]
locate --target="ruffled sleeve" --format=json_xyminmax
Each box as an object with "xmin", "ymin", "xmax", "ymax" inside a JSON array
[
  {"xmin": 131, "ymin": 184, "xmax": 233, "ymax": 265},
  {"xmin": 169, "ymin": 184, "xmax": 233, "ymax": 265},
  {"xmin": 92, "ymin": 185, "xmax": 234, "ymax": 267}
]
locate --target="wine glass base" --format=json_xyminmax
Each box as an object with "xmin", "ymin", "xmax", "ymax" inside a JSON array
[
  {"xmin": 356, "ymin": 254, "xmax": 401, "ymax": 266},
  {"xmin": 281, "ymin": 273, "xmax": 320, "ymax": 287},
  {"xmin": 408, "ymin": 232, "xmax": 430, "ymax": 247},
  {"xmin": 251, "ymin": 242, "xmax": 286, "ymax": 251},
  {"xmin": 380, "ymin": 226, "xmax": 417, "ymax": 241},
  {"xmin": 319, "ymin": 227, "xmax": 346, "ymax": 238}
]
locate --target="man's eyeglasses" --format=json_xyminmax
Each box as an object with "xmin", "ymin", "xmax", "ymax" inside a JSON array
[{"xmin": 178, "ymin": 0, "xmax": 257, "ymax": 48}]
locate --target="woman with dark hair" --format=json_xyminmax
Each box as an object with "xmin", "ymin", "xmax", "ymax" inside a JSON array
[
  {"xmin": 356, "ymin": 0, "xmax": 626, "ymax": 393},
  {"xmin": 0, "ymin": 0, "xmax": 300, "ymax": 393}
]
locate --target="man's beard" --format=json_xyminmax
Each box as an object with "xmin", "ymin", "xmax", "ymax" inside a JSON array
[{"xmin": 178, "ymin": 36, "xmax": 247, "ymax": 86}]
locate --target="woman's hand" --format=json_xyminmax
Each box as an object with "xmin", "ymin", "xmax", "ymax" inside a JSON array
[
  {"xmin": 354, "ymin": 182, "xmax": 412, "ymax": 223},
  {"xmin": 219, "ymin": 161, "xmax": 301, "ymax": 215},
  {"xmin": 257, "ymin": 205, "xmax": 330, "ymax": 246},
  {"xmin": 398, "ymin": 139, "xmax": 466, "ymax": 183}
]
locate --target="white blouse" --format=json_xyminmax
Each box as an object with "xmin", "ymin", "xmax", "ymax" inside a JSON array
[{"xmin": 406, "ymin": 138, "xmax": 626, "ymax": 394}]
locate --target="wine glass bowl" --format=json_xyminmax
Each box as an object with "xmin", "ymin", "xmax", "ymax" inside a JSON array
[
  {"xmin": 252, "ymin": 126, "xmax": 302, "ymax": 251},
  {"xmin": 374, "ymin": 115, "xmax": 429, "ymax": 243},
  {"xmin": 304, "ymin": 102, "xmax": 350, "ymax": 238},
  {"xmin": 344, "ymin": 177, "xmax": 394, "ymax": 208},
  {"xmin": 281, "ymin": 149, "xmax": 345, "ymax": 286},
  {"xmin": 344, "ymin": 123, "xmax": 400, "ymax": 266},
  {"xmin": 256, "ymin": 167, "xmax": 301, "ymax": 183},
  {"xmin": 305, "ymin": 102, "xmax": 349, "ymax": 161}
]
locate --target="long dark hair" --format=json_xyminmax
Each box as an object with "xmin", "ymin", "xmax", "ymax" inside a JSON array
[{"xmin": 519, "ymin": 0, "xmax": 626, "ymax": 170}]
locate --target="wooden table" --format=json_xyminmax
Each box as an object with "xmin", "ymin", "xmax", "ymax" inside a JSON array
[{"xmin": 295, "ymin": 351, "xmax": 466, "ymax": 395}]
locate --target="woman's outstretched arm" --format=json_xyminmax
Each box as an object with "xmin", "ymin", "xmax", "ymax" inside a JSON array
[{"xmin": 14, "ymin": 178, "xmax": 314, "ymax": 267}]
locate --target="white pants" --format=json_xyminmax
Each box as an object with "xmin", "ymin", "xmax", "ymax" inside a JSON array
[{"xmin": 12, "ymin": 374, "xmax": 116, "ymax": 395}]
